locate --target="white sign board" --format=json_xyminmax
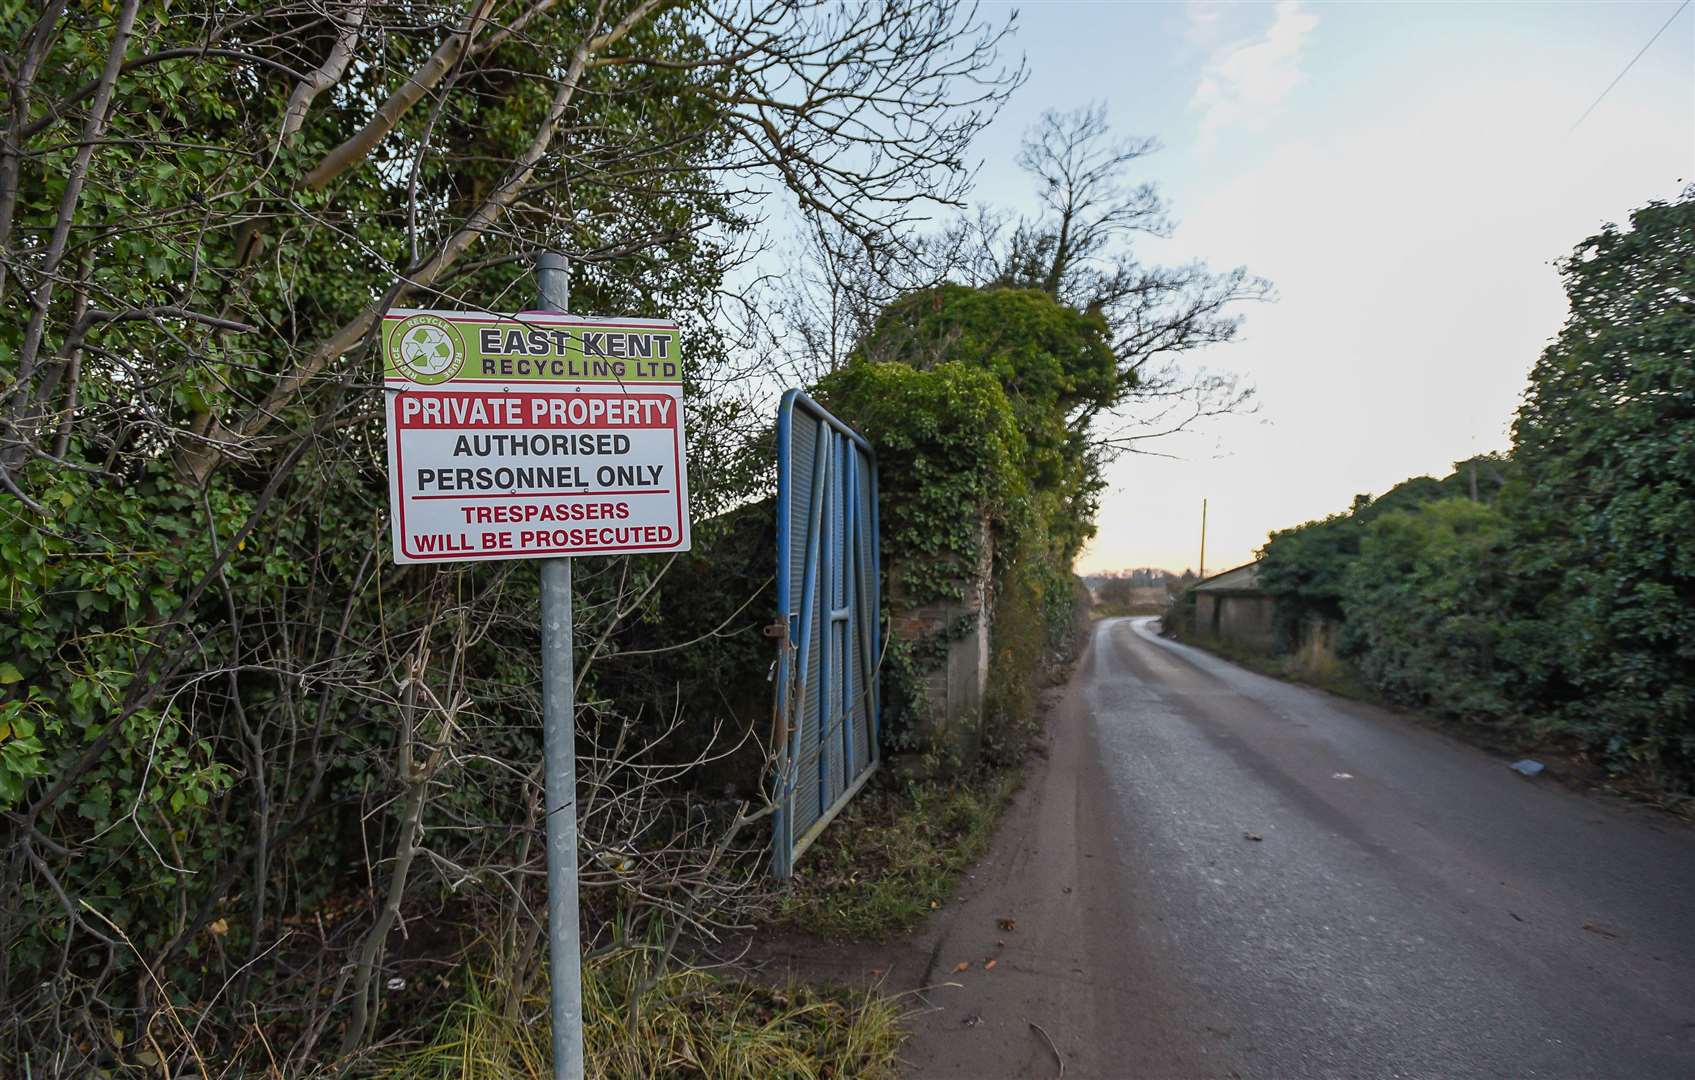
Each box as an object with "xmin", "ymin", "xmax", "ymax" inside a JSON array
[{"xmin": 382, "ymin": 309, "xmax": 691, "ymax": 563}]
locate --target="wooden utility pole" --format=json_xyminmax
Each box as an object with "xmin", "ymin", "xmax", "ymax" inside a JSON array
[{"xmin": 1199, "ymin": 498, "xmax": 1208, "ymax": 581}]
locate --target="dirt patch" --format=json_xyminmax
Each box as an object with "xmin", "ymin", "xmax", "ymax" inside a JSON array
[{"xmin": 714, "ymin": 673, "xmax": 1084, "ymax": 1076}]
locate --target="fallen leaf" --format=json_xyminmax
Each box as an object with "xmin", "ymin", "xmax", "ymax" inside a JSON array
[
  {"xmin": 997, "ymin": 917, "xmax": 1017, "ymax": 931},
  {"xmin": 951, "ymin": 960, "xmax": 971, "ymax": 973},
  {"xmin": 869, "ymin": 968, "xmax": 884, "ymax": 977},
  {"xmin": 1582, "ymin": 920, "xmax": 1619, "ymax": 939},
  {"xmin": 984, "ymin": 958, "xmax": 998, "ymax": 970}
]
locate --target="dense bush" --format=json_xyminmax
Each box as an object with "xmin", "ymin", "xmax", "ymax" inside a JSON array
[
  {"xmin": 814, "ymin": 358, "xmax": 1023, "ymax": 608},
  {"xmin": 1506, "ymin": 194, "xmax": 1695, "ymax": 780},
  {"xmin": 1340, "ymin": 498, "xmax": 1516, "ymax": 722},
  {"xmin": 1254, "ymin": 193, "xmax": 1694, "ymax": 795},
  {"xmin": 1258, "ymin": 463, "xmax": 1507, "ymax": 650}
]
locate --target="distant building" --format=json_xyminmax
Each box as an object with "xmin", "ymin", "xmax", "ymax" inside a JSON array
[{"xmin": 1191, "ymin": 562, "xmax": 1275, "ymax": 651}]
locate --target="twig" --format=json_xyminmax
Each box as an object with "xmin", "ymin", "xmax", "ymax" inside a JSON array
[
  {"xmin": 1029, "ymin": 1019, "xmax": 1064, "ymax": 1078},
  {"xmin": 80, "ymin": 900, "xmax": 211, "ymax": 1079}
]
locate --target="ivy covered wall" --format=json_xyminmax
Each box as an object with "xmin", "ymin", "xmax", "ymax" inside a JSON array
[{"xmin": 817, "ymin": 284, "xmax": 1121, "ymax": 766}]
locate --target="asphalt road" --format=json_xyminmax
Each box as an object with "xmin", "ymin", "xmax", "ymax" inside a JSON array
[{"xmin": 899, "ymin": 616, "xmax": 1695, "ymax": 1079}]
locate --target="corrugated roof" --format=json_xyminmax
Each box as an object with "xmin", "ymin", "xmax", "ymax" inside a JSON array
[{"xmin": 1193, "ymin": 561, "xmax": 1262, "ymax": 593}]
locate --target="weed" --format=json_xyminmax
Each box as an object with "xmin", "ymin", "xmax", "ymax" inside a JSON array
[
  {"xmin": 775, "ymin": 772, "xmax": 1018, "ymax": 940},
  {"xmin": 1177, "ymin": 628, "xmax": 1374, "ymax": 703}
]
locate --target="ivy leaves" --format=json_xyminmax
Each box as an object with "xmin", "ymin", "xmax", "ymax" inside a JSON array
[
  {"xmin": 816, "ymin": 358, "xmax": 1020, "ymax": 605},
  {"xmin": 817, "ymin": 285, "xmax": 1114, "ymax": 759}
]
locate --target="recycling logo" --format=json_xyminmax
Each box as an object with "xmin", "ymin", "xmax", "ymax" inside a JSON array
[{"xmin": 389, "ymin": 313, "xmax": 466, "ymax": 384}]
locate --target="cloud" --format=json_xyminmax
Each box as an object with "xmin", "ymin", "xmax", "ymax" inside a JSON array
[
  {"xmin": 1184, "ymin": 0, "xmax": 1228, "ymax": 48},
  {"xmin": 1191, "ymin": 1, "xmax": 1319, "ymax": 144}
]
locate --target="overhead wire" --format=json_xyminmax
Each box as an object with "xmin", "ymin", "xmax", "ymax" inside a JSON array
[{"xmin": 1569, "ymin": 0, "xmax": 1691, "ymax": 133}]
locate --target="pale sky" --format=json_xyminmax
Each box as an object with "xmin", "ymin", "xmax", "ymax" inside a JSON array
[{"xmin": 960, "ymin": 1, "xmax": 1693, "ymax": 575}]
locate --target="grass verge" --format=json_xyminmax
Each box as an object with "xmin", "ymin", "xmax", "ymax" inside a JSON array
[
  {"xmin": 375, "ymin": 946, "xmax": 903, "ymax": 1080},
  {"xmin": 774, "ymin": 770, "xmax": 1019, "ymax": 941},
  {"xmin": 1171, "ymin": 627, "xmax": 1695, "ymax": 817},
  {"xmin": 1180, "ymin": 632, "xmax": 1375, "ymax": 702}
]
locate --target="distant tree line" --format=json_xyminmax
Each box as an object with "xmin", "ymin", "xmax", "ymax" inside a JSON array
[
  {"xmin": 1255, "ymin": 193, "xmax": 1694, "ymax": 799},
  {"xmin": 1085, "ymin": 568, "xmax": 1189, "ymax": 615},
  {"xmin": 1086, "ymin": 567, "xmax": 1189, "ymax": 587}
]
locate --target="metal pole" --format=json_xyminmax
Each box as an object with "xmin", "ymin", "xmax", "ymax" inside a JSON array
[{"xmin": 535, "ymin": 252, "xmax": 584, "ymax": 1080}]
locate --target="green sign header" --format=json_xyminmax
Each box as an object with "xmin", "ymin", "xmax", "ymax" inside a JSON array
[{"xmin": 382, "ymin": 309, "xmax": 682, "ymax": 385}]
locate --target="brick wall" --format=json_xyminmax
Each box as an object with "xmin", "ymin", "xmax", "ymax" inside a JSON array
[{"xmin": 888, "ymin": 515, "xmax": 994, "ymax": 760}]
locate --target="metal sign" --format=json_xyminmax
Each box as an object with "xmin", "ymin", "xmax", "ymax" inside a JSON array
[
  {"xmin": 381, "ymin": 308, "xmax": 691, "ymax": 564},
  {"xmin": 772, "ymin": 390, "xmax": 880, "ymax": 878},
  {"xmin": 380, "ymin": 256, "xmax": 687, "ymax": 1080}
]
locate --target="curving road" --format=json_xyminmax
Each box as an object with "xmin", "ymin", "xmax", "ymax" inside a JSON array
[{"xmin": 900, "ymin": 617, "xmax": 1695, "ymax": 1079}]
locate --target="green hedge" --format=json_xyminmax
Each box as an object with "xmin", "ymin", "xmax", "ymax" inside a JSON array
[{"xmin": 1256, "ymin": 193, "xmax": 1695, "ymax": 795}]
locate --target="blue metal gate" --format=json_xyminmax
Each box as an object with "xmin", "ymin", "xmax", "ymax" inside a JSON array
[{"xmin": 772, "ymin": 390, "xmax": 880, "ymax": 878}]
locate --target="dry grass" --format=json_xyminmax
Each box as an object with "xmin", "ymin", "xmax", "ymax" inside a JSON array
[{"xmin": 374, "ymin": 946, "xmax": 903, "ymax": 1080}]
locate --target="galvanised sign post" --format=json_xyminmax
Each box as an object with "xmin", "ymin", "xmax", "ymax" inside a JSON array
[{"xmin": 381, "ymin": 255, "xmax": 691, "ymax": 1078}]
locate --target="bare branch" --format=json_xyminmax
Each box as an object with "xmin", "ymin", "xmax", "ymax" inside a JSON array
[
  {"xmin": 277, "ymin": 1, "xmax": 369, "ymax": 145},
  {"xmin": 300, "ymin": 0, "xmax": 499, "ymax": 192}
]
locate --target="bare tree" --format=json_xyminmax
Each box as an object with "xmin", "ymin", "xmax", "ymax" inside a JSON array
[
  {"xmin": 1010, "ymin": 103, "xmax": 1168, "ymax": 298},
  {"xmin": 0, "ymin": 0, "xmax": 1021, "ymax": 488},
  {"xmin": 765, "ymin": 103, "xmax": 1271, "ymax": 452},
  {"xmin": 986, "ymin": 104, "xmax": 1272, "ymax": 451},
  {"xmin": 756, "ymin": 216, "xmax": 986, "ymax": 383}
]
